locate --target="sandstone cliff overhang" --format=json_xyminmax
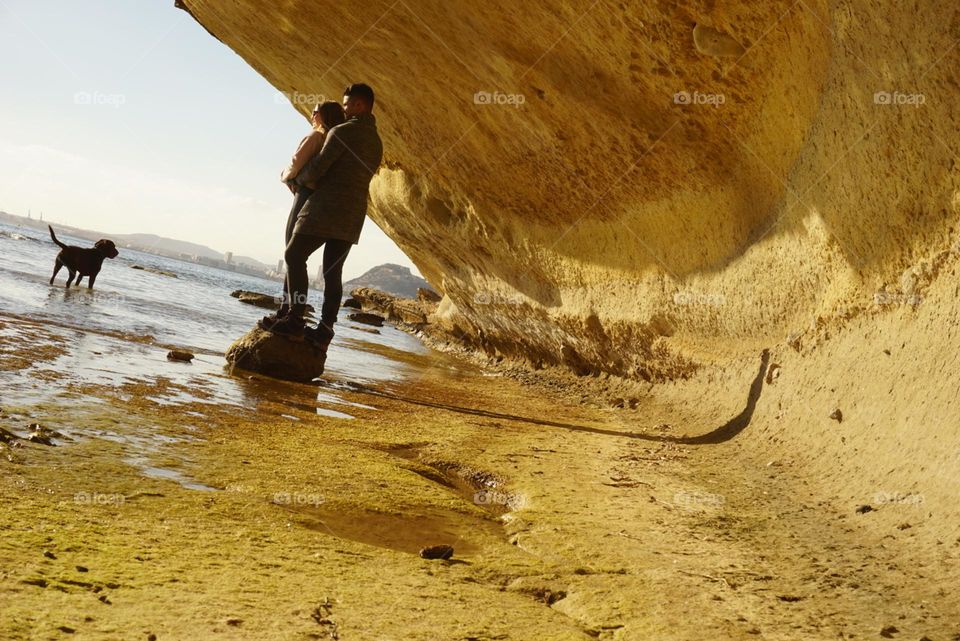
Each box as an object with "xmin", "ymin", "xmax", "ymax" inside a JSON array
[{"xmin": 176, "ymin": 1, "xmax": 960, "ymax": 379}]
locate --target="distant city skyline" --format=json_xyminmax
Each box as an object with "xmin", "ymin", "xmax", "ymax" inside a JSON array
[{"xmin": 0, "ymin": 0, "xmax": 419, "ymax": 281}]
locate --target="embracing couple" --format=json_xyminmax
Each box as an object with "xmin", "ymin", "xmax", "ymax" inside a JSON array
[{"xmin": 260, "ymin": 83, "xmax": 383, "ymax": 354}]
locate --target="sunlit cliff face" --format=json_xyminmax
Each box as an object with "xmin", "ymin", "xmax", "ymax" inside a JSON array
[{"xmin": 180, "ymin": 0, "xmax": 959, "ymax": 378}]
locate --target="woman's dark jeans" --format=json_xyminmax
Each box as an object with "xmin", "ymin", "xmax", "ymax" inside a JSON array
[{"xmin": 277, "ymin": 186, "xmax": 314, "ymax": 313}]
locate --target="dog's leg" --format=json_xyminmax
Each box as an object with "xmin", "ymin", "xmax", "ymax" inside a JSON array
[
  {"xmin": 87, "ymin": 272, "xmax": 97, "ymax": 289},
  {"xmin": 75, "ymin": 275, "xmax": 84, "ymax": 287},
  {"xmin": 65, "ymin": 269, "xmax": 76, "ymax": 287},
  {"xmin": 50, "ymin": 259, "xmax": 63, "ymax": 285}
]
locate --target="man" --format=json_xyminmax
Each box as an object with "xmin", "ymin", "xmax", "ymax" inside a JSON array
[{"xmin": 262, "ymin": 83, "xmax": 384, "ymax": 351}]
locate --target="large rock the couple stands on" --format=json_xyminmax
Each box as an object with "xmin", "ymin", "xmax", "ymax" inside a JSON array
[{"xmin": 225, "ymin": 327, "xmax": 325, "ymax": 383}]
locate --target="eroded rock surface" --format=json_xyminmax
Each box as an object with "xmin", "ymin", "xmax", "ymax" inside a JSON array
[{"xmin": 349, "ymin": 287, "xmax": 437, "ymax": 327}]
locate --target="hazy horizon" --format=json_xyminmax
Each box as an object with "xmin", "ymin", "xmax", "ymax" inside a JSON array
[{"xmin": 0, "ymin": 0, "xmax": 420, "ymax": 281}]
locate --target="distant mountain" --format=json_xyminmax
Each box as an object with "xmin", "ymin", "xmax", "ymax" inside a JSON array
[
  {"xmin": 112, "ymin": 233, "xmax": 223, "ymax": 260},
  {"xmin": 113, "ymin": 234, "xmax": 270, "ymax": 269},
  {"xmin": 344, "ymin": 263, "xmax": 433, "ymax": 299},
  {"xmin": 0, "ymin": 210, "xmax": 271, "ymax": 271}
]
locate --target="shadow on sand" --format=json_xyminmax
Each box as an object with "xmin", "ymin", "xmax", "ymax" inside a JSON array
[{"xmin": 339, "ymin": 350, "xmax": 771, "ymax": 445}]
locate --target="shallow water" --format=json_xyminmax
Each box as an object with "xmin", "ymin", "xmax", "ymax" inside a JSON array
[
  {"xmin": 0, "ymin": 220, "xmax": 428, "ymax": 378},
  {"xmin": 0, "ymin": 219, "xmax": 440, "ymax": 492}
]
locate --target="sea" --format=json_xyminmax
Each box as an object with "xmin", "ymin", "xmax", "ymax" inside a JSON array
[{"xmin": 0, "ymin": 219, "xmax": 435, "ymax": 423}]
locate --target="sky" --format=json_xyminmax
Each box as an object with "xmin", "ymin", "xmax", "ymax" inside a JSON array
[{"xmin": 0, "ymin": 0, "xmax": 418, "ymax": 279}]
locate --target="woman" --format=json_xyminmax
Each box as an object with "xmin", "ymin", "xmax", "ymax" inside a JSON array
[{"xmin": 269, "ymin": 101, "xmax": 346, "ymax": 321}]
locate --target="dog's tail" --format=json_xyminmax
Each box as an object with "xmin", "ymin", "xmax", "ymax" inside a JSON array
[{"xmin": 48, "ymin": 225, "xmax": 67, "ymax": 249}]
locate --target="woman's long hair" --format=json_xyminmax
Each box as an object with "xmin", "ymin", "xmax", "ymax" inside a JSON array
[{"xmin": 317, "ymin": 101, "xmax": 346, "ymax": 132}]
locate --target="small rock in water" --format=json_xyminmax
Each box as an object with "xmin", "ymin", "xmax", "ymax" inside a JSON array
[
  {"xmin": 879, "ymin": 625, "xmax": 898, "ymax": 638},
  {"xmin": 235, "ymin": 290, "xmax": 280, "ymax": 309},
  {"xmin": 351, "ymin": 326, "xmax": 381, "ymax": 334},
  {"xmin": 132, "ymin": 265, "xmax": 177, "ymax": 278},
  {"xmin": 419, "ymin": 544, "xmax": 454, "ymax": 560},
  {"xmin": 167, "ymin": 350, "xmax": 194, "ymax": 363},
  {"xmin": 855, "ymin": 504, "xmax": 873, "ymax": 514},
  {"xmin": 829, "ymin": 409, "xmax": 843, "ymax": 423},
  {"xmin": 231, "ymin": 290, "xmax": 314, "ymax": 313},
  {"xmin": 43, "ymin": 550, "xmax": 56, "ymax": 560},
  {"xmin": 26, "ymin": 423, "xmax": 57, "ymax": 446},
  {"xmin": 348, "ymin": 312, "xmax": 385, "ymax": 327}
]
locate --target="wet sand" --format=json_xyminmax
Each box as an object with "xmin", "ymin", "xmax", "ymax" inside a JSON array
[{"xmin": 2, "ymin": 314, "xmax": 958, "ymax": 640}]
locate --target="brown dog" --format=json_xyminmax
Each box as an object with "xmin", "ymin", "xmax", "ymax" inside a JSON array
[{"xmin": 48, "ymin": 225, "xmax": 119, "ymax": 288}]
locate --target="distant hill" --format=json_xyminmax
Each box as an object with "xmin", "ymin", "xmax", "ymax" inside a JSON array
[
  {"xmin": 112, "ymin": 233, "xmax": 223, "ymax": 260},
  {"xmin": 112, "ymin": 234, "xmax": 269, "ymax": 270},
  {"xmin": 344, "ymin": 263, "xmax": 433, "ymax": 299}
]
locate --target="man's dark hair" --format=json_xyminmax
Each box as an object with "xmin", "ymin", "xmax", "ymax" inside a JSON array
[{"xmin": 344, "ymin": 83, "xmax": 375, "ymax": 107}]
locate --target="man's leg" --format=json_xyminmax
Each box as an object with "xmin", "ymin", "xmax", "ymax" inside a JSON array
[
  {"xmin": 319, "ymin": 239, "xmax": 352, "ymax": 328},
  {"xmin": 269, "ymin": 233, "xmax": 324, "ymax": 337},
  {"xmin": 304, "ymin": 239, "xmax": 352, "ymax": 350}
]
